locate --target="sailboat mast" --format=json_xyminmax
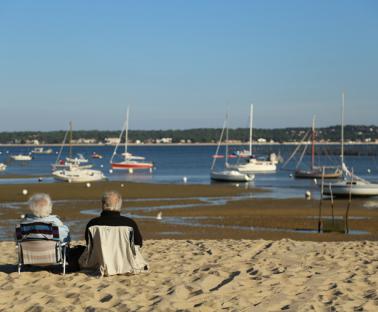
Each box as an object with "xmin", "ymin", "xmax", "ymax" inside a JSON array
[
  {"xmin": 124, "ymin": 107, "xmax": 130, "ymax": 158},
  {"xmin": 341, "ymin": 92, "xmax": 345, "ymax": 166},
  {"xmin": 249, "ymin": 104, "xmax": 253, "ymax": 156},
  {"xmin": 211, "ymin": 118, "xmax": 226, "ymax": 170},
  {"xmin": 225, "ymin": 113, "xmax": 229, "ymax": 166},
  {"xmin": 69, "ymin": 121, "xmax": 73, "ymax": 158},
  {"xmin": 311, "ymin": 115, "xmax": 316, "ymax": 170}
]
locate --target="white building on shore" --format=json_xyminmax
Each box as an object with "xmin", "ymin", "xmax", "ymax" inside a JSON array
[{"xmin": 105, "ymin": 137, "xmax": 121, "ymax": 145}]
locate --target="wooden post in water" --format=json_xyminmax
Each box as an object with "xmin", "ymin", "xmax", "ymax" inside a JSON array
[
  {"xmin": 345, "ymin": 168, "xmax": 353, "ymax": 234},
  {"xmin": 318, "ymin": 167, "xmax": 325, "ymax": 233},
  {"xmin": 329, "ymin": 183, "xmax": 335, "ymax": 226}
]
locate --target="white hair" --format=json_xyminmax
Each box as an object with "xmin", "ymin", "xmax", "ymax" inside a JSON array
[
  {"xmin": 28, "ymin": 193, "xmax": 53, "ymax": 218},
  {"xmin": 102, "ymin": 191, "xmax": 122, "ymax": 212}
]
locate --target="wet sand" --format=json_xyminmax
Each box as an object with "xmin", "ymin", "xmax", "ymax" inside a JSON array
[{"xmin": 1, "ymin": 181, "xmax": 378, "ymax": 242}]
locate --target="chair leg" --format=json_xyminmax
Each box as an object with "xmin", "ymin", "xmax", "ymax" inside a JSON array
[{"xmin": 62, "ymin": 247, "xmax": 66, "ymax": 275}]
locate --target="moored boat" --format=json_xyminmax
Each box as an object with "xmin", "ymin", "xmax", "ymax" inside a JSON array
[
  {"xmin": 52, "ymin": 122, "xmax": 105, "ymax": 182},
  {"xmin": 110, "ymin": 107, "xmax": 153, "ymax": 172},
  {"xmin": 322, "ymin": 93, "xmax": 378, "ymax": 198},
  {"xmin": 52, "ymin": 164, "xmax": 106, "ymax": 183},
  {"xmin": 11, "ymin": 154, "xmax": 32, "ymax": 161},
  {"xmin": 31, "ymin": 147, "xmax": 53, "ymax": 154},
  {"xmin": 91, "ymin": 152, "xmax": 103, "ymax": 159},
  {"xmin": 295, "ymin": 167, "xmax": 342, "ymax": 179},
  {"xmin": 227, "ymin": 105, "xmax": 277, "ymax": 173},
  {"xmin": 210, "ymin": 112, "xmax": 255, "ymax": 182},
  {"xmin": 210, "ymin": 169, "xmax": 254, "ymax": 182}
]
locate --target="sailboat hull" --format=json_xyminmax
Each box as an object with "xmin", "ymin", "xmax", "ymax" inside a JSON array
[
  {"xmin": 295, "ymin": 168, "xmax": 342, "ymax": 179},
  {"xmin": 111, "ymin": 162, "xmax": 153, "ymax": 170},
  {"xmin": 228, "ymin": 160, "xmax": 276, "ymax": 173},
  {"xmin": 210, "ymin": 170, "xmax": 254, "ymax": 182},
  {"xmin": 323, "ymin": 181, "xmax": 378, "ymax": 197},
  {"xmin": 52, "ymin": 169, "xmax": 106, "ymax": 183}
]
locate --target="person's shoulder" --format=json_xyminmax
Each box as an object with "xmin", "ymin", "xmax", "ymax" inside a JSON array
[
  {"xmin": 86, "ymin": 216, "xmax": 102, "ymax": 227},
  {"xmin": 120, "ymin": 215, "xmax": 138, "ymax": 225}
]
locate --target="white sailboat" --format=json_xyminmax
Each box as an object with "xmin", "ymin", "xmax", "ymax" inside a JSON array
[
  {"xmin": 322, "ymin": 93, "xmax": 378, "ymax": 197},
  {"xmin": 210, "ymin": 114, "xmax": 254, "ymax": 182},
  {"xmin": 52, "ymin": 122, "xmax": 106, "ymax": 183},
  {"xmin": 110, "ymin": 107, "xmax": 153, "ymax": 173},
  {"xmin": 227, "ymin": 105, "xmax": 277, "ymax": 173},
  {"xmin": 52, "ymin": 163, "xmax": 106, "ymax": 183}
]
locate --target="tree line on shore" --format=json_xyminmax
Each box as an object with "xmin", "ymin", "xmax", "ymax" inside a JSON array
[{"xmin": 0, "ymin": 125, "xmax": 377, "ymax": 144}]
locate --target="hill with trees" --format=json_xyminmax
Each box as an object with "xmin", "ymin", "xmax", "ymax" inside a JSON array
[{"xmin": 0, "ymin": 125, "xmax": 377, "ymax": 144}]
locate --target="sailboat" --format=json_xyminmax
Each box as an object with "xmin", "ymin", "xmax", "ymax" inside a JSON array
[
  {"xmin": 210, "ymin": 114, "xmax": 254, "ymax": 182},
  {"xmin": 294, "ymin": 116, "xmax": 342, "ymax": 179},
  {"xmin": 110, "ymin": 107, "xmax": 153, "ymax": 172},
  {"xmin": 322, "ymin": 93, "xmax": 378, "ymax": 197},
  {"xmin": 227, "ymin": 105, "xmax": 277, "ymax": 173},
  {"xmin": 52, "ymin": 122, "xmax": 106, "ymax": 183}
]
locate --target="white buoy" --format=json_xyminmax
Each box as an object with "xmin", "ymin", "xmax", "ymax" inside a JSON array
[
  {"xmin": 313, "ymin": 178, "xmax": 317, "ymax": 185},
  {"xmin": 22, "ymin": 189, "xmax": 28, "ymax": 196},
  {"xmin": 109, "ymin": 169, "xmax": 113, "ymax": 174},
  {"xmin": 367, "ymin": 169, "xmax": 371, "ymax": 174},
  {"xmin": 20, "ymin": 214, "xmax": 25, "ymax": 219},
  {"xmin": 128, "ymin": 168, "xmax": 134, "ymax": 174},
  {"xmin": 120, "ymin": 183, "xmax": 125, "ymax": 187},
  {"xmin": 100, "ymin": 164, "xmax": 104, "ymax": 168},
  {"xmin": 86, "ymin": 182, "xmax": 91, "ymax": 188},
  {"xmin": 156, "ymin": 212, "xmax": 162, "ymax": 220},
  {"xmin": 235, "ymin": 183, "xmax": 240, "ymax": 187},
  {"xmin": 289, "ymin": 173, "xmax": 293, "ymax": 178},
  {"xmin": 182, "ymin": 176, "xmax": 187, "ymax": 183},
  {"xmin": 305, "ymin": 190, "xmax": 311, "ymax": 200}
]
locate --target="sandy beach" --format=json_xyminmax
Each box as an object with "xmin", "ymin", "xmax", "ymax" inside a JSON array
[
  {"xmin": 0, "ymin": 239, "xmax": 377, "ymax": 311},
  {"xmin": 0, "ymin": 181, "xmax": 377, "ymax": 311}
]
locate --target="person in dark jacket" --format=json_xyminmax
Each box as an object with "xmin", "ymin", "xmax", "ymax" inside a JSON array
[
  {"xmin": 67, "ymin": 191, "xmax": 143, "ymax": 272},
  {"xmin": 85, "ymin": 191, "xmax": 143, "ymax": 246}
]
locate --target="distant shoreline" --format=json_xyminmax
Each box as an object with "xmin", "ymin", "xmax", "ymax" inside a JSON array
[{"xmin": 0, "ymin": 142, "xmax": 378, "ymax": 147}]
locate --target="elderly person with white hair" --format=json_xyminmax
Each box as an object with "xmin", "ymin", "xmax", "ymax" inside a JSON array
[{"xmin": 21, "ymin": 193, "xmax": 70, "ymax": 243}]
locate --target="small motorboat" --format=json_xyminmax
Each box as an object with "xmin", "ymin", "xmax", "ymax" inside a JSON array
[
  {"xmin": 11, "ymin": 154, "xmax": 32, "ymax": 161},
  {"xmin": 31, "ymin": 147, "xmax": 53, "ymax": 154},
  {"xmin": 91, "ymin": 152, "xmax": 103, "ymax": 159}
]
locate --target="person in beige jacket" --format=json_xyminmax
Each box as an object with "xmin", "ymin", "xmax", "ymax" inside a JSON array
[{"xmin": 68, "ymin": 191, "xmax": 146, "ymax": 274}]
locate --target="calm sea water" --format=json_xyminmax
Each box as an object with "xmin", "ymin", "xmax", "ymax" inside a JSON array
[{"xmin": 1, "ymin": 144, "xmax": 378, "ymax": 199}]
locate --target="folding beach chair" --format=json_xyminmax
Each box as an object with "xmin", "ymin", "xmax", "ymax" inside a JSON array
[
  {"xmin": 15, "ymin": 222, "xmax": 68, "ymax": 275},
  {"xmin": 79, "ymin": 225, "xmax": 148, "ymax": 276}
]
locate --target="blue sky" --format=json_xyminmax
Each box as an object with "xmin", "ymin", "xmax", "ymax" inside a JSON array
[{"xmin": 1, "ymin": 0, "xmax": 377, "ymax": 131}]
